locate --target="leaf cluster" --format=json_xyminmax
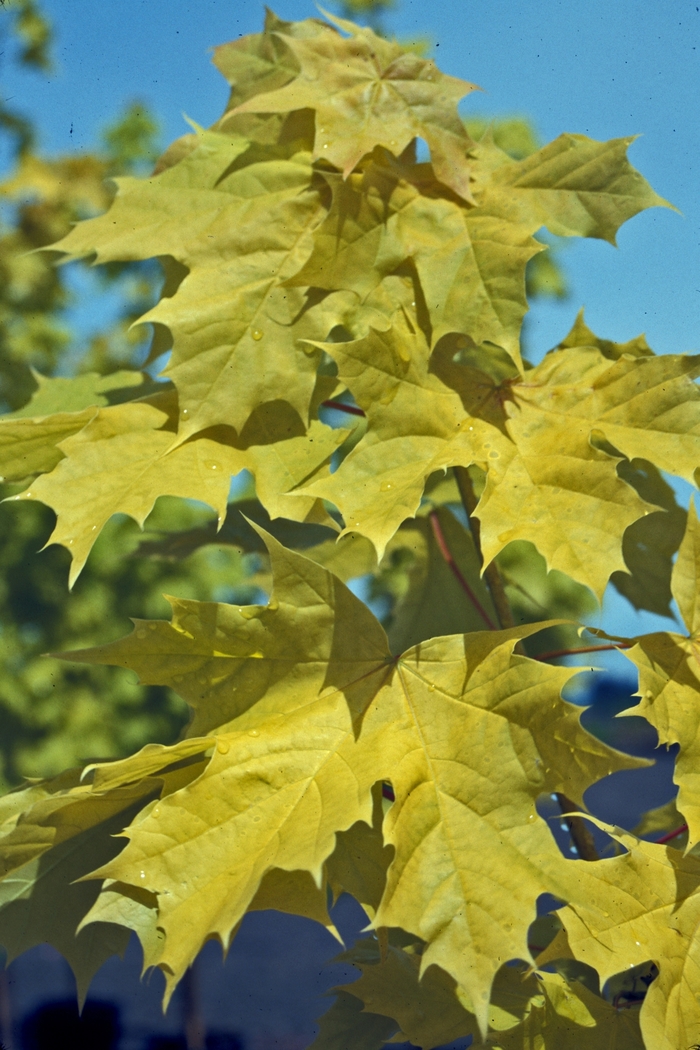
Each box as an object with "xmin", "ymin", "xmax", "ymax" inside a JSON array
[{"xmin": 0, "ymin": 10, "xmax": 697, "ymax": 1050}]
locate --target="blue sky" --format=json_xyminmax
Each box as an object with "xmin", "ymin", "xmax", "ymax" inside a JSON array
[{"xmin": 3, "ymin": 0, "xmax": 699, "ymax": 644}]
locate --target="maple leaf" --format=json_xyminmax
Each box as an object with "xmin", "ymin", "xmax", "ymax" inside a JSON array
[
  {"xmin": 0, "ymin": 371, "xmax": 148, "ymax": 484},
  {"xmin": 1, "ymin": 11, "xmax": 691, "ymax": 1044},
  {"xmin": 472, "ymin": 132, "xmax": 671, "ymax": 243},
  {"xmin": 381, "ymin": 506, "xmax": 498, "ymax": 650},
  {"xmin": 300, "ymin": 313, "xmax": 504, "ymax": 559},
  {"xmin": 557, "ymin": 819, "xmax": 700, "ymax": 1050},
  {"xmin": 291, "ymin": 134, "xmax": 666, "ymax": 369},
  {"xmin": 50, "ymin": 129, "xmax": 352, "ymax": 439},
  {"xmin": 557, "ymin": 308, "xmax": 654, "ymax": 360},
  {"xmin": 231, "ymin": 13, "xmax": 478, "ymax": 201},
  {"xmin": 0, "ymin": 408, "xmax": 96, "ymax": 483},
  {"xmin": 60, "ymin": 530, "xmax": 642, "ymax": 1026},
  {"xmin": 309, "ymin": 988, "xmax": 397, "ymax": 1050},
  {"xmin": 9, "ymin": 370, "xmax": 146, "ymax": 418},
  {"xmin": 325, "ymin": 784, "xmax": 392, "ymax": 919},
  {"xmin": 614, "ymin": 502, "xmax": 700, "ymax": 848},
  {"xmin": 9, "ymin": 392, "xmax": 346, "ymax": 583},
  {"xmin": 610, "ymin": 457, "xmax": 687, "ymax": 617},
  {"xmin": 212, "ymin": 10, "xmax": 327, "ymax": 147}
]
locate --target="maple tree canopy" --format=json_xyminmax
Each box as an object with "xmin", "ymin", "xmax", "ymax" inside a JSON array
[{"xmin": 0, "ymin": 9, "xmax": 697, "ymax": 1049}]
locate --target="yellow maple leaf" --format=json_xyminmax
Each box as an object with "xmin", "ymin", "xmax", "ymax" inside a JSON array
[
  {"xmin": 9, "ymin": 391, "xmax": 347, "ymax": 583},
  {"xmin": 58, "ymin": 530, "xmax": 642, "ymax": 1027},
  {"xmin": 558, "ymin": 819, "xmax": 700, "ymax": 1050},
  {"xmin": 231, "ymin": 12, "xmax": 477, "ymax": 201},
  {"xmin": 50, "ymin": 129, "xmax": 352, "ymax": 439}
]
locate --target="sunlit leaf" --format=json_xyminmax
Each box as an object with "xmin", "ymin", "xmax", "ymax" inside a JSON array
[
  {"xmin": 558, "ymin": 819, "xmax": 700, "ymax": 1050},
  {"xmin": 232, "ymin": 14, "xmax": 477, "ymax": 201},
  {"xmin": 59, "ymin": 532, "xmax": 642, "ymax": 1025}
]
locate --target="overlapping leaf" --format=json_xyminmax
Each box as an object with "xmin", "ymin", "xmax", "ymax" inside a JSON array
[
  {"xmin": 302, "ymin": 315, "xmax": 700, "ymax": 597},
  {"xmin": 300, "ymin": 314, "xmax": 505, "ymax": 558},
  {"xmin": 0, "ymin": 762, "xmax": 183, "ymax": 1000},
  {"xmin": 50, "ymin": 130, "xmax": 352, "ymax": 439},
  {"xmin": 291, "ymin": 134, "xmax": 666, "ymax": 367},
  {"xmin": 231, "ymin": 12, "xmax": 477, "ymax": 201},
  {"xmin": 0, "ymin": 11, "xmax": 691, "ymax": 1046},
  {"xmin": 57, "ymin": 531, "xmax": 642, "ymax": 1024},
  {"xmin": 288, "ymin": 157, "xmax": 539, "ymax": 366}
]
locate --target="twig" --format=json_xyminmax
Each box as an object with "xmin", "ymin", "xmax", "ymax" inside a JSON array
[
  {"xmin": 428, "ymin": 511, "xmax": 497, "ymax": 630},
  {"xmin": 453, "ymin": 465, "xmax": 514, "ymax": 629},
  {"xmin": 535, "ymin": 643, "xmax": 632, "ymax": 662},
  {"xmin": 321, "ymin": 399, "xmax": 366, "ymax": 417},
  {"xmin": 556, "ymin": 793, "xmax": 599, "ymax": 861},
  {"xmin": 654, "ymin": 823, "xmax": 688, "ymax": 845}
]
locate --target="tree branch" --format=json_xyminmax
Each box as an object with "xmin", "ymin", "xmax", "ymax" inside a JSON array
[
  {"xmin": 428, "ymin": 511, "xmax": 497, "ymax": 630},
  {"xmin": 453, "ymin": 465, "xmax": 514, "ymax": 629},
  {"xmin": 535, "ymin": 643, "xmax": 632, "ymax": 662},
  {"xmin": 655, "ymin": 823, "xmax": 688, "ymax": 845},
  {"xmin": 556, "ymin": 794, "xmax": 599, "ymax": 861},
  {"xmin": 321, "ymin": 399, "xmax": 366, "ymax": 417}
]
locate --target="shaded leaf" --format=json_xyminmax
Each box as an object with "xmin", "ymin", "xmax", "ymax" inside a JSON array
[
  {"xmin": 0, "ymin": 771, "xmax": 161, "ymax": 1002},
  {"xmin": 326, "ymin": 783, "xmax": 392, "ymax": 918},
  {"xmin": 557, "ymin": 308, "xmax": 654, "ymax": 360},
  {"xmin": 383, "ymin": 506, "xmax": 498, "ymax": 651},
  {"xmin": 291, "ymin": 157, "xmax": 540, "ymax": 365},
  {"xmin": 300, "ymin": 313, "xmax": 502, "ymax": 559},
  {"xmin": 492, "ymin": 970, "xmax": 645, "ymax": 1049},
  {"xmin": 309, "ymin": 989, "xmax": 397, "ymax": 1050},
  {"xmin": 0, "ymin": 408, "xmax": 95, "ymax": 482},
  {"xmin": 632, "ymin": 798, "xmax": 686, "ymax": 844},
  {"xmin": 617, "ymin": 504, "xmax": 700, "ymax": 847},
  {"xmin": 304, "ymin": 320, "xmax": 688, "ymax": 598},
  {"xmin": 8, "ymin": 369, "xmax": 146, "ymax": 418},
  {"xmin": 611, "ymin": 458, "xmax": 687, "ymax": 617},
  {"xmin": 337, "ymin": 938, "xmax": 539, "ymax": 1048}
]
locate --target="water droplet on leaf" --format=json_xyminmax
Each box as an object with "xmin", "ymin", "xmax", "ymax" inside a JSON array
[{"xmin": 251, "ymin": 328, "xmax": 263, "ymax": 341}]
